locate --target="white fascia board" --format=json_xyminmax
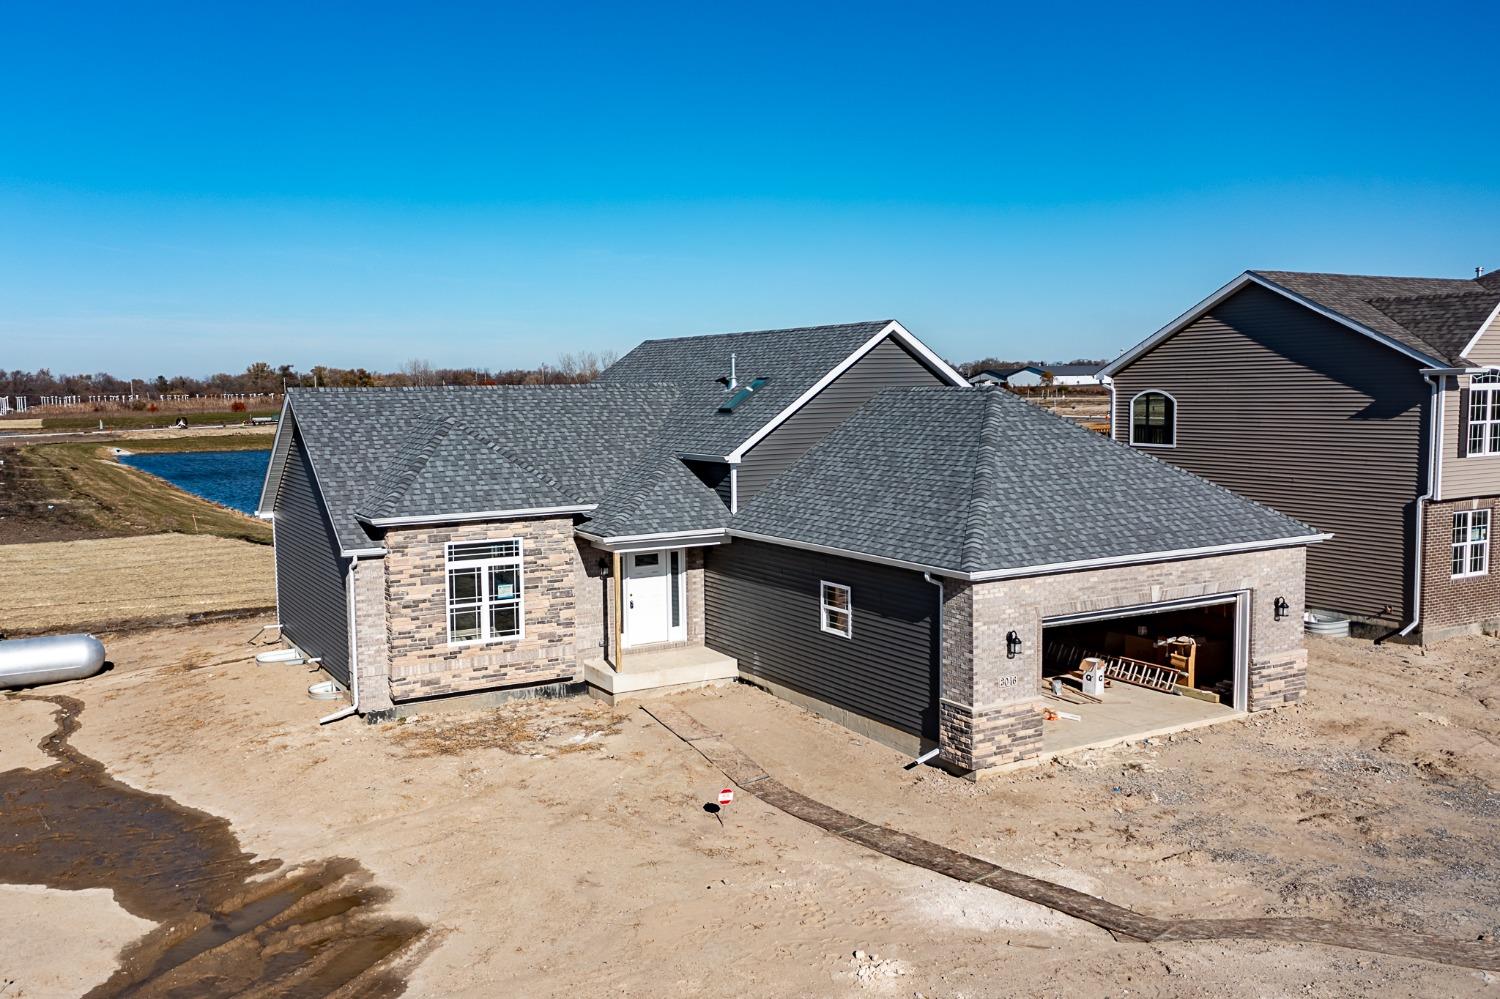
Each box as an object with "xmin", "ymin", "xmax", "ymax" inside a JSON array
[
  {"xmin": 725, "ymin": 321, "xmax": 968, "ymax": 463},
  {"xmin": 678, "ymin": 452, "xmax": 738, "ymax": 465},
  {"xmin": 363, "ymin": 504, "xmax": 596, "ymax": 527},
  {"xmin": 1459, "ymin": 300, "xmax": 1500, "ymax": 361},
  {"xmin": 254, "ymin": 398, "xmax": 294, "ymax": 516},
  {"xmin": 729, "ymin": 528, "xmax": 1332, "ymax": 582},
  {"xmin": 342, "ymin": 546, "xmax": 389, "ymax": 558},
  {"xmin": 1100, "ymin": 272, "xmax": 1445, "ymax": 377},
  {"xmin": 256, "ymin": 512, "xmax": 275, "ymax": 521},
  {"xmin": 886, "ymin": 321, "xmax": 970, "ymax": 387},
  {"xmin": 575, "ymin": 527, "xmax": 729, "ymax": 552}
]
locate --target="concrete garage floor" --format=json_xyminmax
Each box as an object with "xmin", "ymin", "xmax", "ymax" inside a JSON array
[{"xmin": 1041, "ymin": 682, "xmax": 1238, "ymax": 757}]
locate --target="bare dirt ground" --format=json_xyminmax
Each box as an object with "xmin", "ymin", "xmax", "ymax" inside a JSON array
[
  {"xmin": 1, "ymin": 620, "xmax": 1497, "ymax": 997},
  {"xmin": 0, "ymin": 534, "xmax": 275, "ymax": 634}
]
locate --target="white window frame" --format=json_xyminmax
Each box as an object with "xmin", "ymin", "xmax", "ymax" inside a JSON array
[
  {"xmin": 1467, "ymin": 373, "xmax": 1500, "ymax": 457},
  {"xmin": 1451, "ymin": 509, "xmax": 1490, "ymax": 579},
  {"xmin": 1128, "ymin": 390, "xmax": 1177, "ymax": 448},
  {"xmin": 445, "ymin": 538, "xmax": 525, "ymax": 646},
  {"xmin": 819, "ymin": 580, "xmax": 852, "ymax": 638}
]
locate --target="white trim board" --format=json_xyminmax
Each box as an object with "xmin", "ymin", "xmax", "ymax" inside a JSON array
[
  {"xmin": 723, "ymin": 321, "xmax": 969, "ymax": 463},
  {"xmin": 1460, "ymin": 299, "xmax": 1500, "ymax": 361},
  {"xmin": 361, "ymin": 504, "xmax": 596, "ymax": 527},
  {"xmin": 1100, "ymin": 271, "xmax": 1448, "ymax": 378}
]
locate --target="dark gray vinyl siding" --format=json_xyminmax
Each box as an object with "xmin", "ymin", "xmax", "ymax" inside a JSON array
[
  {"xmin": 736, "ymin": 337, "xmax": 949, "ymax": 503},
  {"xmin": 274, "ymin": 425, "xmax": 350, "ymax": 685},
  {"xmin": 1112, "ymin": 283, "xmax": 1428, "ymax": 623},
  {"xmin": 704, "ymin": 539, "xmax": 938, "ymax": 738},
  {"xmin": 683, "ymin": 458, "xmax": 732, "ymax": 508}
]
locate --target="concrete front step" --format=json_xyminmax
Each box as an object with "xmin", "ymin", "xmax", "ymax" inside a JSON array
[{"xmin": 582, "ymin": 649, "xmax": 739, "ymax": 704}]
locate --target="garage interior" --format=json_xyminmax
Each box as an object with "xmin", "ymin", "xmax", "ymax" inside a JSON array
[{"xmin": 1038, "ymin": 598, "xmax": 1243, "ymax": 754}]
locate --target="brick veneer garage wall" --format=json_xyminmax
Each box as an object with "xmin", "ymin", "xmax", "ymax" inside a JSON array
[
  {"xmin": 1421, "ymin": 496, "xmax": 1500, "ymax": 641},
  {"xmin": 382, "ymin": 516, "xmax": 589, "ymax": 702},
  {"xmin": 938, "ymin": 545, "xmax": 1309, "ymax": 774}
]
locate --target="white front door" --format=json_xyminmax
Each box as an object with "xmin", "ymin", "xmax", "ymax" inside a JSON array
[{"xmin": 624, "ymin": 551, "xmax": 671, "ymax": 646}]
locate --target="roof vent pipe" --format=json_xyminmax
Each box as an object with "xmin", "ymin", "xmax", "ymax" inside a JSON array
[
  {"xmin": 729, "ymin": 353, "xmax": 737, "ymax": 391},
  {"xmin": 1479, "ymin": 266, "xmax": 1487, "ymax": 278}
]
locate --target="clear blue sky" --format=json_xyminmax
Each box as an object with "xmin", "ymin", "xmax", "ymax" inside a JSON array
[{"xmin": 2, "ymin": 1, "xmax": 1496, "ymax": 377}]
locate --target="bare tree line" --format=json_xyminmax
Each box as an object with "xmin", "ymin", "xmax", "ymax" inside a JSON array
[{"xmin": 0, "ymin": 351, "xmax": 620, "ymax": 400}]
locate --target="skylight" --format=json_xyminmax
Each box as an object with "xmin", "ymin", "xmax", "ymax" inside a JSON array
[{"xmin": 718, "ymin": 376, "xmax": 770, "ymax": 412}]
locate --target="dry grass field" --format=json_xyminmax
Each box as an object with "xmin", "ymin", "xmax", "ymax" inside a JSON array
[
  {"xmin": 0, "ymin": 533, "xmax": 275, "ymax": 634},
  {"xmin": 0, "ymin": 430, "xmax": 274, "ymax": 545}
]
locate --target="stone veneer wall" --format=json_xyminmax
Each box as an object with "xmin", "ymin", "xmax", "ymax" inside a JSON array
[
  {"xmin": 937, "ymin": 546, "xmax": 1309, "ymax": 774},
  {"xmin": 1421, "ymin": 496, "xmax": 1500, "ymax": 641},
  {"xmin": 382, "ymin": 517, "xmax": 588, "ymax": 702},
  {"xmin": 351, "ymin": 556, "xmax": 392, "ymax": 713}
]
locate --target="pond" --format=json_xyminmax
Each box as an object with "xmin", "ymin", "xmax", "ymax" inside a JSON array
[{"xmin": 119, "ymin": 449, "xmax": 272, "ymax": 515}]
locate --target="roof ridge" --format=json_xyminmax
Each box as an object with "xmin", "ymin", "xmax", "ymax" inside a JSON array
[
  {"xmin": 960, "ymin": 390, "xmax": 1006, "ymax": 572},
  {"xmin": 447, "ymin": 421, "xmax": 583, "ymax": 504},
  {"xmin": 360, "ymin": 417, "xmax": 457, "ymax": 519},
  {"xmin": 633, "ymin": 320, "xmax": 893, "ymax": 347}
]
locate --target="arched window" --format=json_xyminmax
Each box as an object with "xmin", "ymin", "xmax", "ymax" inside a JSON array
[{"xmin": 1130, "ymin": 391, "xmax": 1176, "ymax": 447}]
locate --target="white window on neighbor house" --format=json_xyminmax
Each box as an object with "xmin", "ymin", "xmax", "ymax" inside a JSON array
[
  {"xmin": 1452, "ymin": 510, "xmax": 1490, "ymax": 578},
  {"xmin": 446, "ymin": 539, "xmax": 524, "ymax": 644},
  {"xmin": 1130, "ymin": 391, "xmax": 1176, "ymax": 447},
  {"xmin": 820, "ymin": 581, "xmax": 852, "ymax": 638},
  {"xmin": 1467, "ymin": 373, "xmax": 1500, "ymax": 455}
]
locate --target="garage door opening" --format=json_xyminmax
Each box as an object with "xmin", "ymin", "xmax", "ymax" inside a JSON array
[{"xmin": 1039, "ymin": 594, "xmax": 1246, "ymax": 755}]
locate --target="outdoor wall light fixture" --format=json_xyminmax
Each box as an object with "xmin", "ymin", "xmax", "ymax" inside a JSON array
[
  {"xmin": 1274, "ymin": 596, "xmax": 1290, "ymax": 621},
  {"xmin": 1006, "ymin": 630, "xmax": 1022, "ymax": 658}
]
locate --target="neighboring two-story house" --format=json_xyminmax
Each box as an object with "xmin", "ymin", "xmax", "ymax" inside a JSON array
[
  {"xmin": 1103, "ymin": 268, "xmax": 1500, "ymax": 643},
  {"xmin": 260, "ymin": 320, "xmax": 1323, "ymax": 776}
]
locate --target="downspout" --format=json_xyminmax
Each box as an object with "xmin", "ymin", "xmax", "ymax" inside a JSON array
[
  {"xmin": 910, "ymin": 572, "xmax": 945, "ymax": 767},
  {"xmin": 320, "ymin": 559, "xmax": 361, "ymax": 724},
  {"xmin": 1393, "ymin": 373, "xmax": 1442, "ymax": 639}
]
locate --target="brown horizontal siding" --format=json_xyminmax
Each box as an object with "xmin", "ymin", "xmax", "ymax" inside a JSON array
[
  {"xmin": 1112, "ymin": 283, "xmax": 1428, "ymax": 623},
  {"xmin": 1439, "ymin": 374, "xmax": 1500, "ymax": 500}
]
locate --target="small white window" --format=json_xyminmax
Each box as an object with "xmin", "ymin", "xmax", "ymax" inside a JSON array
[
  {"xmin": 446, "ymin": 539, "xmax": 524, "ymax": 644},
  {"xmin": 1130, "ymin": 391, "xmax": 1176, "ymax": 447},
  {"xmin": 1468, "ymin": 374, "xmax": 1500, "ymax": 455},
  {"xmin": 820, "ymin": 581, "xmax": 852, "ymax": 638},
  {"xmin": 1452, "ymin": 510, "xmax": 1490, "ymax": 578}
]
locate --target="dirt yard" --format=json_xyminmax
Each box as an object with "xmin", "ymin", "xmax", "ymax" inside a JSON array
[
  {"xmin": 1, "ymin": 620, "xmax": 1497, "ymax": 997},
  {"xmin": 0, "ymin": 534, "xmax": 275, "ymax": 634}
]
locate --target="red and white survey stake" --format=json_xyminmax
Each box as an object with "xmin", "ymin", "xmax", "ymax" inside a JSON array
[{"xmin": 717, "ymin": 788, "xmax": 734, "ymax": 806}]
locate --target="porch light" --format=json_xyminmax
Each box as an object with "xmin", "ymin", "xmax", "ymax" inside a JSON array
[
  {"xmin": 1006, "ymin": 630, "xmax": 1022, "ymax": 659},
  {"xmin": 1274, "ymin": 596, "xmax": 1290, "ymax": 621}
]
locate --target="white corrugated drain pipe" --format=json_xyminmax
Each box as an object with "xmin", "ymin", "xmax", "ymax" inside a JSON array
[
  {"xmin": 319, "ymin": 560, "xmax": 360, "ymax": 724},
  {"xmin": 1396, "ymin": 372, "xmax": 1442, "ymax": 639},
  {"xmin": 911, "ymin": 572, "xmax": 946, "ymax": 767}
]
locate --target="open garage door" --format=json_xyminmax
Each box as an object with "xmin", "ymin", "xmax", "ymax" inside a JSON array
[{"xmin": 1038, "ymin": 594, "xmax": 1248, "ymax": 754}]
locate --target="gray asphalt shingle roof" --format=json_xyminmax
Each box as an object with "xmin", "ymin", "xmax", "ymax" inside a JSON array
[
  {"xmin": 282, "ymin": 384, "xmax": 693, "ymax": 552},
  {"xmin": 735, "ymin": 387, "xmax": 1319, "ymax": 575},
  {"xmin": 1251, "ymin": 270, "xmax": 1500, "ymax": 365},
  {"xmin": 598, "ymin": 320, "xmax": 894, "ymax": 456}
]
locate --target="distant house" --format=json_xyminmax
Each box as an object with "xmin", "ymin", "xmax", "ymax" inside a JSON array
[
  {"xmin": 968, "ymin": 363, "xmax": 1104, "ymax": 388},
  {"xmin": 1103, "ymin": 268, "xmax": 1500, "ymax": 642},
  {"xmin": 969, "ymin": 365, "xmax": 1046, "ymax": 388},
  {"xmin": 259, "ymin": 320, "xmax": 1321, "ymax": 775},
  {"xmin": 1045, "ymin": 362, "xmax": 1106, "ymax": 387}
]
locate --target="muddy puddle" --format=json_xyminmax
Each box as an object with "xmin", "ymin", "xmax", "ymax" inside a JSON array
[{"xmin": 0, "ymin": 694, "xmax": 427, "ymax": 997}]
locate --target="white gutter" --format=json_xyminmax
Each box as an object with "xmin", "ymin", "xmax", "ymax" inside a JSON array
[
  {"xmin": 320, "ymin": 560, "xmax": 361, "ymax": 724},
  {"xmin": 1398, "ymin": 372, "xmax": 1443, "ymax": 637},
  {"xmin": 575, "ymin": 527, "xmax": 730, "ymax": 550}
]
